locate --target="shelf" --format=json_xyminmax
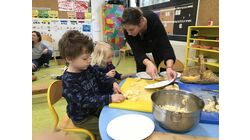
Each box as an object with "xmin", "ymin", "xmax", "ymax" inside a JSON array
[
  {"xmin": 189, "ymin": 38, "xmax": 219, "ymax": 42},
  {"xmin": 188, "ymin": 47, "xmax": 219, "ymax": 53},
  {"xmin": 185, "ymin": 26, "xmax": 219, "ymax": 72},
  {"xmin": 189, "ymin": 26, "xmax": 219, "ymax": 28},
  {"xmin": 187, "ymin": 58, "xmax": 219, "ymax": 67}
]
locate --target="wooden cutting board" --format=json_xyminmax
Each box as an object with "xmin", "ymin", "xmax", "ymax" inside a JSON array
[
  {"xmin": 146, "ymin": 132, "xmax": 218, "ymax": 140},
  {"xmin": 109, "ymin": 78, "xmax": 160, "ymax": 112}
]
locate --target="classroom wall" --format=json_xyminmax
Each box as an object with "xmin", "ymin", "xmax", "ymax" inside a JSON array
[
  {"xmin": 170, "ymin": 41, "xmax": 186, "ymax": 64},
  {"xmin": 91, "ymin": 0, "xmax": 106, "ymax": 41},
  {"xmin": 196, "ymin": 0, "xmax": 219, "ymax": 26},
  {"xmin": 32, "ymin": 0, "xmax": 218, "ymax": 61},
  {"xmin": 32, "ymin": 0, "xmax": 93, "ymax": 56}
]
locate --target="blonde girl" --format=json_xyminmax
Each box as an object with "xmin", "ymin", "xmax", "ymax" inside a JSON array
[{"xmin": 91, "ymin": 41, "xmax": 134, "ymax": 80}]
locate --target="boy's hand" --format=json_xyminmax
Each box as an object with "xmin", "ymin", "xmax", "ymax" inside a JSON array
[
  {"xmin": 111, "ymin": 94, "xmax": 125, "ymax": 103},
  {"xmin": 106, "ymin": 69, "xmax": 116, "ymax": 77},
  {"xmin": 113, "ymin": 82, "xmax": 121, "ymax": 94}
]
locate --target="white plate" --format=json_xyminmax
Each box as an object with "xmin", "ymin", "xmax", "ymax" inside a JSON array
[
  {"xmin": 159, "ymin": 71, "xmax": 181, "ymax": 78},
  {"xmin": 144, "ymin": 79, "xmax": 175, "ymax": 89},
  {"xmin": 106, "ymin": 114, "xmax": 155, "ymax": 140},
  {"xmin": 136, "ymin": 72, "xmax": 152, "ymax": 79}
]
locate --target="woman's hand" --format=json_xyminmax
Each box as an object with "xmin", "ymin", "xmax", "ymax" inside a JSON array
[
  {"xmin": 42, "ymin": 48, "xmax": 48, "ymax": 54},
  {"xmin": 145, "ymin": 61, "xmax": 158, "ymax": 80},
  {"xmin": 106, "ymin": 69, "xmax": 116, "ymax": 77},
  {"xmin": 166, "ymin": 67, "xmax": 177, "ymax": 80},
  {"xmin": 113, "ymin": 82, "xmax": 121, "ymax": 94}
]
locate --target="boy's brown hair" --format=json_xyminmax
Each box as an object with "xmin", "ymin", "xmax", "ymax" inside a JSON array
[{"xmin": 59, "ymin": 30, "xmax": 94, "ymax": 60}]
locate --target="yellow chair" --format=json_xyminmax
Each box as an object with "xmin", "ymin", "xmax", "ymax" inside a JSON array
[
  {"xmin": 47, "ymin": 80, "xmax": 95, "ymax": 140},
  {"xmin": 119, "ymin": 43, "xmax": 131, "ymax": 60},
  {"xmin": 41, "ymin": 35, "xmax": 58, "ymax": 65},
  {"xmin": 158, "ymin": 59, "xmax": 184, "ymax": 72}
]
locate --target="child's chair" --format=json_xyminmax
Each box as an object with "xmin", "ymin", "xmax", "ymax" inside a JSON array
[
  {"xmin": 119, "ymin": 42, "xmax": 131, "ymax": 60},
  {"xmin": 41, "ymin": 35, "xmax": 58, "ymax": 65},
  {"xmin": 157, "ymin": 59, "xmax": 184, "ymax": 72},
  {"xmin": 47, "ymin": 80, "xmax": 95, "ymax": 140}
]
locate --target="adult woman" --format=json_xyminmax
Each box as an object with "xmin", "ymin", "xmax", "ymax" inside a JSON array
[
  {"xmin": 122, "ymin": 7, "xmax": 177, "ymax": 80},
  {"xmin": 32, "ymin": 31, "xmax": 53, "ymax": 71}
]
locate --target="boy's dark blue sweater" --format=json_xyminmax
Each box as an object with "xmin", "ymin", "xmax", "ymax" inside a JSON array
[{"xmin": 61, "ymin": 66, "xmax": 115, "ymax": 123}]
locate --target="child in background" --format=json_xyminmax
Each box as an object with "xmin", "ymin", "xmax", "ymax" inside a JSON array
[
  {"xmin": 58, "ymin": 30, "xmax": 125, "ymax": 140},
  {"xmin": 91, "ymin": 41, "xmax": 135, "ymax": 80}
]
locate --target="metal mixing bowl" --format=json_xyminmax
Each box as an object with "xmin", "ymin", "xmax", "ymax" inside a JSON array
[{"xmin": 151, "ymin": 90, "xmax": 204, "ymax": 132}]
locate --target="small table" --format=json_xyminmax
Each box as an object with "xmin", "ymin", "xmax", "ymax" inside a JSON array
[{"xmin": 99, "ymin": 79, "xmax": 219, "ymax": 139}]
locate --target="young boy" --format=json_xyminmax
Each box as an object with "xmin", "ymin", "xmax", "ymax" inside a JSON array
[{"xmin": 58, "ymin": 30, "xmax": 125, "ymax": 140}]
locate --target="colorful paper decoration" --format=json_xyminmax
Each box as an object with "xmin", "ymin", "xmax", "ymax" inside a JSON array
[
  {"xmin": 106, "ymin": 18, "xmax": 114, "ymax": 25},
  {"xmin": 32, "ymin": 10, "xmax": 38, "ymax": 18},
  {"xmin": 75, "ymin": 1, "xmax": 88, "ymax": 12},
  {"xmin": 84, "ymin": 12, "xmax": 92, "ymax": 19},
  {"xmin": 76, "ymin": 12, "xmax": 84, "ymax": 19},
  {"xmin": 103, "ymin": 4, "xmax": 125, "ymax": 50},
  {"xmin": 38, "ymin": 10, "xmax": 49, "ymax": 18},
  {"xmin": 60, "ymin": 20, "xmax": 68, "ymax": 25},
  {"xmin": 58, "ymin": 0, "xmax": 75, "ymax": 11},
  {"xmin": 82, "ymin": 23, "xmax": 91, "ymax": 32},
  {"xmin": 48, "ymin": 11, "xmax": 59, "ymax": 18},
  {"xmin": 67, "ymin": 12, "xmax": 76, "ymax": 19},
  {"xmin": 41, "ymin": 19, "xmax": 50, "ymax": 23}
]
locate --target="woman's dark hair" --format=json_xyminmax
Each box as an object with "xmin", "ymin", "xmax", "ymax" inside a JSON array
[
  {"xmin": 59, "ymin": 30, "xmax": 94, "ymax": 60},
  {"xmin": 32, "ymin": 31, "xmax": 42, "ymax": 42},
  {"xmin": 122, "ymin": 7, "xmax": 143, "ymax": 25}
]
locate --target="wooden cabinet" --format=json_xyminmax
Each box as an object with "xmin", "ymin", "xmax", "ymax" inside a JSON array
[{"xmin": 185, "ymin": 26, "xmax": 219, "ymax": 73}]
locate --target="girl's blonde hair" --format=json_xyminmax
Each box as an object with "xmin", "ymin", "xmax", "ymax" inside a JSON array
[{"xmin": 91, "ymin": 41, "xmax": 114, "ymax": 67}]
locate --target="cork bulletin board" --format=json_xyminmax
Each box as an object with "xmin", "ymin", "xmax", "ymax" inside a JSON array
[
  {"xmin": 32, "ymin": 0, "xmax": 68, "ymax": 19},
  {"xmin": 197, "ymin": 0, "xmax": 219, "ymax": 26}
]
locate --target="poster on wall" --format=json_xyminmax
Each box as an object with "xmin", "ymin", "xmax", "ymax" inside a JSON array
[
  {"xmin": 48, "ymin": 10, "xmax": 59, "ymax": 18},
  {"xmin": 84, "ymin": 12, "xmax": 92, "ymax": 19},
  {"xmin": 103, "ymin": 4, "xmax": 125, "ymax": 50},
  {"xmin": 38, "ymin": 10, "xmax": 49, "ymax": 18},
  {"xmin": 82, "ymin": 23, "xmax": 91, "ymax": 32},
  {"xmin": 58, "ymin": 0, "xmax": 75, "ymax": 11},
  {"xmin": 76, "ymin": 12, "xmax": 84, "ymax": 19},
  {"xmin": 32, "ymin": 18, "xmax": 92, "ymax": 56},
  {"xmin": 173, "ymin": 3, "xmax": 193, "ymax": 36},
  {"xmin": 159, "ymin": 7, "xmax": 175, "ymax": 35},
  {"xmin": 158, "ymin": 3, "xmax": 194, "ymax": 38},
  {"xmin": 67, "ymin": 11, "xmax": 76, "ymax": 19},
  {"xmin": 75, "ymin": 0, "xmax": 88, "ymax": 12}
]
